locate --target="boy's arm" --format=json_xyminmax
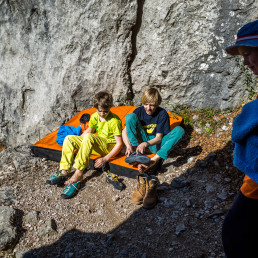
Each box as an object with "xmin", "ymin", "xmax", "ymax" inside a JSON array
[
  {"xmin": 81, "ymin": 127, "xmax": 95, "ymax": 137},
  {"xmin": 136, "ymin": 133, "xmax": 163, "ymax": 155},
  {"xmin": 122, "ymin": 127, "xmax": 134, "ymax": 157},
  {"xmin": 94, "ymin": 135, "xmax": 123, "ymax": 168}
]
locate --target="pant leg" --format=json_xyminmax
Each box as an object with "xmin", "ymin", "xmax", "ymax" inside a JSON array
[
  {"xmin": 222, "ymin": 191, "xmax": 258, "ymax": 258},
  {"xmin": 59, "ymin": 135, "xmax": 83, "ymax": 171},
  {"xmin": 73, "ymin": 133, "xmax": 114, "ymax": 171},
  {"xmin": 156, "ymin": 126, "xmax": 184, "ymax": 160},
  {"xmin": 125, "ymin": 113, "xmax": 149, "ymax": 146}
]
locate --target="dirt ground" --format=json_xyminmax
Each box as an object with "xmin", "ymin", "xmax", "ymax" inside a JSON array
[{"xmin": 0, "ymin": 107, "xmax": 244, "ymax": 258}]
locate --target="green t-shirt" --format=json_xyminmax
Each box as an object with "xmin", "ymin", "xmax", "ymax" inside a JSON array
[{"xmin": 88, "ymin": 111, "xmax": 122, "ymax": 143}]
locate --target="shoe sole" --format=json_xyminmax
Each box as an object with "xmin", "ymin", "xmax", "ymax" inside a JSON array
[{"xmin": 125, "ymin": 155, "xmax": 150, "ymax": 164}]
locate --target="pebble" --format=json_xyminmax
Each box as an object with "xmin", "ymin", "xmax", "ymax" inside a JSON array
[
  {"xmin": 112, "ymin": 195, "xmax": 120, "ymax": 202},
  {"xmin": 185, "ymin": 199, "xmax": 191, "ymax": 207},
  {"xmin": 206, "ymin": 184, "xmax": 215, "ymax": 193},
  {"xmin": 221, "ymin": 125, "xmax": 229, "ymax": 131},
  {"xmin": 146, "ymin": 227, "xmax": 153, "ymax": 235},
  {"xmin": 171, "ymin": 178, "xmax": 189, "ymax": 188},
  {"xmin": 217, "ymin": 190, "xmax": 228, "ymax": 201},
  {"xmin": 187, "ymin": 157, "xmax": 194, "ymax": 163},
  {"xmin": 176, "ymin": 223, "xmax": 186, "ymax": 236}
]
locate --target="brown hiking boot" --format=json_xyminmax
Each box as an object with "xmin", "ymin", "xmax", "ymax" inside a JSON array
[
  {"xmin": 131, "ymin": 174, "xmax": 148, "ymax": 205},
  {"xmin": 143, "ymin": 175, "xmax": 159, "ymax": 209}
]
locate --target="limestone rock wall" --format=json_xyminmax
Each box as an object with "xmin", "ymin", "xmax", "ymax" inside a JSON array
[{"xmin": 0, "ymin": 0, "xmax": 257, "ymax": 146}]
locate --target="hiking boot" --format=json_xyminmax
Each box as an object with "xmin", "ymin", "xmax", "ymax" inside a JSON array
[
  {"xmin": 143, "ymin": 175, "xmax": 159, "ymax": 209},
  {"xmin": 131, "ymin": 173, "xmax": 148, "ymax": 205},
  {"xmin": 46, "ymin": 171, "xmax": 70, "ymax": 186}
]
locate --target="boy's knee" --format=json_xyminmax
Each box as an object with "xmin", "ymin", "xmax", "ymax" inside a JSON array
[
  {"xmin": 82, "ymin": 133, "xmax": 93, "ymax": 140},
  {"xmin": 125, "ymin": 113, "xmax": 138, "ymax": 124},
  {"xmin": 173, "ymin": 126, "xmax": 184, "ymax": 137}
]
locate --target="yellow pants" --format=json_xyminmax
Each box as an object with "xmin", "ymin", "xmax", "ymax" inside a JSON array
[{"xmin": 59, "ymin": 133, "xmax": 115, "ymax": 172}]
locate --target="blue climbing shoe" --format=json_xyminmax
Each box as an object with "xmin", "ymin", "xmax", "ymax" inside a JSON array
[
  {"xmin": 61, "ymin": 182, "xmax": 80, "ymax": 199},
  {"xmin": 125, "ymin": 152, "xmax": 150, "ymax": 164},
  {"xmin": 46, "ymin": 171, "xmax": 69, "ymax": 186}
]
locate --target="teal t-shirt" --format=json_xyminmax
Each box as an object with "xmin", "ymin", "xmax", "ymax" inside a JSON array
[{"xmin": 88, "ymin": 111, "xmax": 122, "ymax": 143}]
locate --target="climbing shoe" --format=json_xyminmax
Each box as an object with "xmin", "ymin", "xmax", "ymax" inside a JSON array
[
  {"xmin": 106, "ymin": 173, "xmax": 124, "ymax": 191},
  {"xmin": 102, "ymin": 163, "xmax": 123, "ymax": 191},
  {"xmin": 61, "ymin": 182, "xmax": 80, "ymax": 199},
  {"xmin": 125, "ymin": 152, "xmax": 151, "ymax": 164},
  {"xmin": 46, "ymin": 171, "xmax": 70, "ymax": 186}
]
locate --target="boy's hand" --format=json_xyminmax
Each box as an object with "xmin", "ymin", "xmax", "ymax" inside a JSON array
[
  {"xmin": 125, "ymin": 145, "xmax": 134, "ymax": 157},
  {"xmin": 94, "ymin": 157, "xmax": 107, "ymax": 168},
  {"xmin": 136, "ymin": 142, "xmax": 148, "ymax": 155}
]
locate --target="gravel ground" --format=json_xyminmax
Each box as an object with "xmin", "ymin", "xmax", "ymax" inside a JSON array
[{"xmin": 0, "ymin": 108, "xmax": 244, "ymax": 258}]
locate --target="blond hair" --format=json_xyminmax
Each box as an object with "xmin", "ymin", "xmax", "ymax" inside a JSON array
[{"xmin": 141, "ymin": 87, "xmax": 162, "ymax": 106}]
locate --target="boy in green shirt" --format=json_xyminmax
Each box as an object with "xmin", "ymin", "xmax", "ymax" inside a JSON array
[{"xmin": 46, "ymin": 91, "xmax": 123, "ymax": 199}]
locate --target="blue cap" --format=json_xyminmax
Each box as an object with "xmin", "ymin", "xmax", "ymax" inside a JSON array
[{"xmin": 226, "ymin": 20, "xmax": 258, "ymax": 56}]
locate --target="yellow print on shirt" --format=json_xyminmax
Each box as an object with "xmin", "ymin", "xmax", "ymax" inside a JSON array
[{"xmin": 143, "ymin": 124, "xmax": 157, "ymax": 134}]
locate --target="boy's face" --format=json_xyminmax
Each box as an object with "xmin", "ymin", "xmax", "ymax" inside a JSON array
[
  {"xmin": 143, "ymin": 103, "xmax": 157, "ymax": 116},
  {"xmin": 97, "ymin": 106, "xmax": 110, "ymax": 119},
  {"xmin": 238, "ymin": 46, "xmax": 258, "ymax": 75}
]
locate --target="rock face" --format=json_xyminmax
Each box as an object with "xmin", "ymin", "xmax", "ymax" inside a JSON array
[
  {"xmin": 0, "ymin": 0, "xmax": 257, "ymax": 147},
  {"xmin": 0, "ymin": 206, "xmax": 18, "ymax": 251}
]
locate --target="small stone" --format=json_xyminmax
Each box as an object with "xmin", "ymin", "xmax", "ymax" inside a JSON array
[
  {"xmin": 37, "ymin": 218, "xmax": 57, "ymax": 237},
  {"xmin": 171, "ymin": 212, "xmax": 178, "ymax": 219},
  {"xmin": 146, "ymin": 227, "xmax": 153, "ymax": 235},
  {"xmin": 221, "ymin": 125, "xmax": 229, "ymax": 131},
  {"xmin": 112, "ymin": 195, "xmax": 120, "ymax": 202},
  {"xmin": 224, "ymin": 178, "xmax": 231, "ymax": 182},
  {"xmin": 205, "ymin": 184, "xmax": 215, "ymax": 193},
  {"xmin": 24, "ymin": 211, "xmax": 39, "ymax": 225},
  {"xmin": 217, "ymin": 190, "xmax": 228, "ymax": 201},
  {"xmin": 204, "ymin": 200, "xmax": 214, "ymax": 209},
  {"xmin": 185, "ymin": 199, "xmax": 191, "ymax": 207},
  {"xmin": 192, "ymin": 115, "xmax": 199, "ymax": 120},
  {"xmin": 176, "ymin": 223, "xmax": 185, "ymax": 236},
  {"xmin": 187, "ymin": 157, "xmax": 194, "ymax": 163},
  {"xmin": 214, "ymin": 160, "xmax": 219, "ymax": 166},
  {"xmin": 171, "ymin": 178, "xmax": 189, "ymax": 188}
]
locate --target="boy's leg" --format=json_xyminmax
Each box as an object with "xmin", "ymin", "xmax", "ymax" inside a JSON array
[
  {"xmin": 156, "ymin": 126, "xmax": 184, "ymax": 160},
  {"xmin": 67, "ymin": 133, "xmax": 112, "ymax": 183},
  {"xmin": 61, "ymin": 134, "xmax": 113, "ymax": 199},
  {"xmin": 138, "ymin": 126, "xmax": 184, "ymax": 173},
  {"xmin": 125, "ymin": 113, "xmax": 150, "ymax": 147},
  {"xmin": 59, "ymin": 135, "xmax": 83, "ymax": 172}
]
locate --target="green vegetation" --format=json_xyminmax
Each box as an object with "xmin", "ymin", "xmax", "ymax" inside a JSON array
[
  {"xmin": 168, "ymin": 105, "xmax": 237, "ymax": 135},
  {"xmin": 235, "ymin": 56, "xmax": 257, "ymax": 100}
]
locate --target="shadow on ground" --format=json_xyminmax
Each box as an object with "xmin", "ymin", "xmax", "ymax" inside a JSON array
[{"xmin": 22, "ymin": 136, "xmax": 244, "ymax": 257}]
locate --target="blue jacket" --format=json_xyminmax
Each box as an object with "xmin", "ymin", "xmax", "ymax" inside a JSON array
[
  {"xmin": 232, "ymin": 99, "xmax": 258, "ymax": 182},
  {"xmin": 56, "ymin": 125, "xmax": 81, "ymax": 145}
]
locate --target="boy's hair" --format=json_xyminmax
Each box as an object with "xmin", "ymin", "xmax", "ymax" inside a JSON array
[
  {"xmin": 94, "ymin": 91, "xmax": 113, "ymax": 109},
  {"xmin": 141, "ymin": 87, "xmax": 162, "ymax": 106}
]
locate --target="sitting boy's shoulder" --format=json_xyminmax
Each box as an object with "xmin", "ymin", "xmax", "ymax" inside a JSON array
[{"xmin": 108, "ymin": 111, "xmax": 121, "ymax": 121}]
